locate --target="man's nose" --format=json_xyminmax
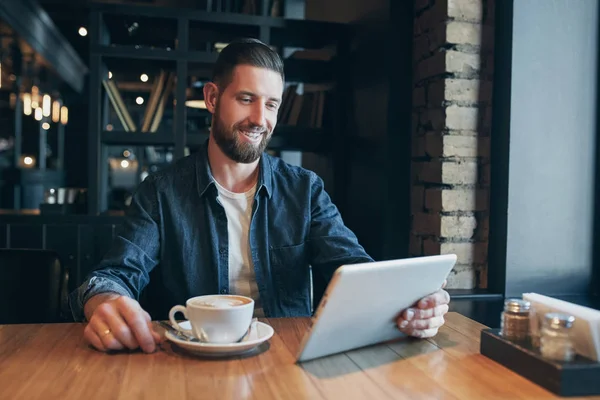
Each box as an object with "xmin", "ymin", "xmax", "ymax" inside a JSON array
[{"xmin": 248, "ymin": 103, "xmax": 266, "ymax": 128}]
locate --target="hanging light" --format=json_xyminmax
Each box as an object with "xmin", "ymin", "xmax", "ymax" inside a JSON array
[
  {"xmin": 31, "ymin": 85, "xmax": 40, "ymax": 109},
  {"xmin": 60, "ymin": 105, "xmax": 68, "ymax": 125},
  {"xmin": 52, "ymin": 100, "xmax": 61, "ymax": 123},
  {"xmin": 34, "ymin": 107, "xmax": 43, "ymax": 121},
  {"xmin": 0, "ymin": 48, "xmax": 5, "ymax": 89},
  {"xmin": 20, "ymin": 155, "xmax": 36, "ymax": 168},
  {"xmin": 0, "ymin": 50, "xmax": 4, "ymax": 89},
  {"xmin": 42, "ymin": 94, "xmax": 51, "ymax": 117},
  {"xmin": 42, "ymin": 122, "xmax": 50, "ymax": 130},
  {"xmin": 23, "ymin": 93, "xmax": 32, "ymax": 115}
]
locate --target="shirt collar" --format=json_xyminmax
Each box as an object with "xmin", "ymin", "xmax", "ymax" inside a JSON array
[{"xmin": 195, "ymin": 138, "xmax": 273, "ymax": 199}]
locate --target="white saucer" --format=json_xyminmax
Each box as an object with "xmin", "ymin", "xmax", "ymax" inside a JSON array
[{"xmin": 165, "ymin": 321, "xmax": 274, "ymax": 357}]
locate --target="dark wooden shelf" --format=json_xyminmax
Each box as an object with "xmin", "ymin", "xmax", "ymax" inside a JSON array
[
  {"xmin": 92, "ymin": 45, "xmax": 219, "ymax": 62},
  {"xmin": 91, "ymin": 2, "xmax": 350, "ymax": 35},
  {"xmin": 102, "ymin": 131, "xmax": 175, "ymax": 146},
  {"xmin": 0, "ymin": 212, "xmax": 126, "ymax": 224},
  {"xmin": 93, "ymin": 2, "xmax": 274, "ymax": 26}
]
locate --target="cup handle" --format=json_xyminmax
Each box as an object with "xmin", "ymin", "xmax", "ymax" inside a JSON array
[{"xmin": 168, "ymin": 305, "xmax": 194, "ymax": 336}]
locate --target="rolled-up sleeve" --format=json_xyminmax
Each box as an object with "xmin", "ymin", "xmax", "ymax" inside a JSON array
[
  {"xmin": 68, "ymin": 175, "xmax": 162, "ymax": 321},
  {"xmin": 69, "ymin": 276, "xmax": 133, "ymax": 322}
]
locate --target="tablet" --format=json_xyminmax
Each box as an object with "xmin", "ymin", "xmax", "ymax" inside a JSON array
[{"xmin": 295, "ymin": 254, "xmax": 457, "ymax": 363}]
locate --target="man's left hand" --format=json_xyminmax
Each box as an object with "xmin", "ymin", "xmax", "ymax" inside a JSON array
[{"xmin": 396, "ymin": 282, "xmax": 450, "ymax": 338}]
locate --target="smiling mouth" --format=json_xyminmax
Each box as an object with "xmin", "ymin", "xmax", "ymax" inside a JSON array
[{"xmin": 239, "ymin": 129, "xmax": 263, "ymax": 140}]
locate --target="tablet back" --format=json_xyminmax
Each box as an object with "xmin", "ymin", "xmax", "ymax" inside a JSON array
[{"xmin": 296, "ymin": 254, "xmax": 457, "ymax": 362}]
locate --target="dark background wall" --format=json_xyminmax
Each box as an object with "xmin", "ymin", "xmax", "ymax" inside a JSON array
[
  {"xmin": 305, "ymin": 0, "xmax": 413, "ymax": 262},
  {"xmin": 491, "ymin": 0, "xmax": 599, "ymax": 298}
]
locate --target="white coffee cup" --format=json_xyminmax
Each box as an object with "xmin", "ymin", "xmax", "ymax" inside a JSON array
[{"xmin": 168, "ymin": 294, "xmax": 254, "ymax": 344}]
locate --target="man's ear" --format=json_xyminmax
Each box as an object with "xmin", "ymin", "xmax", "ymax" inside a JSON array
[{"xmin": 203, "ymin": 82, "xmax": 219, "ymax": 113}]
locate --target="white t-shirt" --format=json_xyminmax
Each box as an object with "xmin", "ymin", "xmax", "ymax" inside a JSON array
[{"xmin": 214, "ymin": 180, "xmax": 264, "ymax": 317}]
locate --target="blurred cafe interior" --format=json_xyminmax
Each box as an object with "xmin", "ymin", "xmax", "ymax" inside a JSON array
[{"xmin": 0, "ymin": 0, "xmax": 600, "ymax": 397}]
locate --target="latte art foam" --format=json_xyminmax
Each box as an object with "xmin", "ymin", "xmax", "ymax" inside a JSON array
[{"xmin": 194, "ymin": 298, "xmax": 247, "ymax": 308}]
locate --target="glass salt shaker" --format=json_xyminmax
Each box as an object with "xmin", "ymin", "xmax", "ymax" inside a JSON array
[
  {"xmin": 500, "ymin": 298, "xmax": 531, "ymax": 341},
  {"xmin": 540, "ymin": 313, "xmax": 576, "ymax": 362}
]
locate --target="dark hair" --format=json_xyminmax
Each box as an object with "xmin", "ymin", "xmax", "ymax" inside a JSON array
[{"xmin": 212, "ymin": 38, "xmax": 284, "ymax": 88}]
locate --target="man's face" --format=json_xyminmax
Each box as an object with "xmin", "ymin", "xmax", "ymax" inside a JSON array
[{"xmin": 210, "ymin": 65, "xmax": 283, "ymax": 163}]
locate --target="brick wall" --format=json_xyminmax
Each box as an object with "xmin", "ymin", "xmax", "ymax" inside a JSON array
[{"xmin": 411, "ymin": 0, "xmax": 494, "ymax": 288}]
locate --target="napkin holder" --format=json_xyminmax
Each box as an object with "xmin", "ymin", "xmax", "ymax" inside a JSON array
[{"xmin": 480, "ymin": 329, "xmax": 600, "ymax": 397}]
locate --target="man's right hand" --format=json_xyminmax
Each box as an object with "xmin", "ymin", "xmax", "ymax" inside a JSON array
[{"xmin": 83, "ymin": 293, "xmax": 162, "ymax": 353}]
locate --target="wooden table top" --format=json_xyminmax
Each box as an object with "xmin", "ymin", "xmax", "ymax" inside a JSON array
[{"xmin": 0, "ymin": 312, "xmax": 597, "ymax": 399}]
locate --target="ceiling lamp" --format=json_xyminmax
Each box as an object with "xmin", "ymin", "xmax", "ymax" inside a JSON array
[
  {"xmin": 42, "ymin": 94, "xmax": 51, "ymax": 117},
  {"xmin": 60, "ymin": 106, "xmax": 68, "ymax": 125},
  {"xmin": 52, "ymin": 100, "xmax": 61, "ymax": 123},
  {"xmin": 23, "ymin": 93, "xmax": 32, "ymax": 116},
  {"xmin": 31, "ymin": 85, "xmax": 40, "ymax": 109}
]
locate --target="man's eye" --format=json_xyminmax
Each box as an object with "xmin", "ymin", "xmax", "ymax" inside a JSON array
[
  {"xmin": 240, "ymin": 97, "xmax": 252, "ymax": 103},
  {"xmin": 267, "ymin": 103, "xmax": 278, "ymax": 110}
]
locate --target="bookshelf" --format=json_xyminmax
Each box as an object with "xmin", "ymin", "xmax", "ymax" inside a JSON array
[{"xmin": 87, "ymin": 1, "xmax": 353, "ymax": 215}]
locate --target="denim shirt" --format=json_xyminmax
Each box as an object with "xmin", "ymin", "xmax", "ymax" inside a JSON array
[{"xmin": 69, "ymin": 141, "xmax": 373, "ymax": 321}]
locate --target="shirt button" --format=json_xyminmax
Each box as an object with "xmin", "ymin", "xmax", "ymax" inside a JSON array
[{"xmin": 220, "ymin": 289, "xmax": 227, "ymax": 294}]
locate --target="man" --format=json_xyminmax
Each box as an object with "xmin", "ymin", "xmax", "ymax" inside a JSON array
[{"xmin": 70, "ymin": 38, "xmax": 450, "ymax": 353}]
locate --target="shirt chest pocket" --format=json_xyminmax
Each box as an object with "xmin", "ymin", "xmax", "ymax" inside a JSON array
[{"xmin": 269, "ymin": 243, "xmax": 311, "ymax": 310}]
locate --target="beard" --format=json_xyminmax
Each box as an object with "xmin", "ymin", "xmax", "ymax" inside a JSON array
[{"xmin": 211, "ymin": 103, "xmax": 272, "ymax": 164}]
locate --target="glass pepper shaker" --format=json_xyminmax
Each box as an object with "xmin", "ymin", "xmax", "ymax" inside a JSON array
[
  {"xmin": 540, "ymin": 313, "xmax": 576, "ymax": 362},
  {"xmin": 500, "ymin": 299, "xmax": 531, "ymax": 341}
]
